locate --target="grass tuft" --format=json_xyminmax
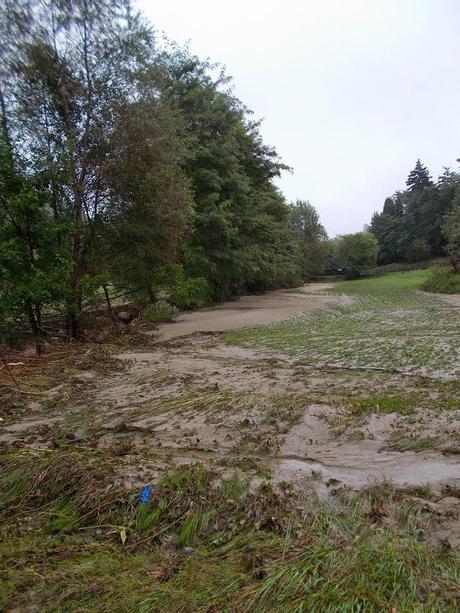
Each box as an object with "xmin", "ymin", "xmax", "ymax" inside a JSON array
[{"xmin": 386, "ymin": 434, "xmax": 444, "ymax": 453}]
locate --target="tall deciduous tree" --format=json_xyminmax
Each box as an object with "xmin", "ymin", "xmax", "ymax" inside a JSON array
[
  {"xmin": 1, "ymin": 0, "xmax": 192, "ymax": 336},
  {"xmin": 337, "ymin": 232, "xmax": 378, "ymax": 278},
  {"xmin": 289, "ymin": 200, "xmax": 328, "ymax": 279},
  {"xmin": 161, "ymin": 50, "xmax": 296, "ymax": 299}
]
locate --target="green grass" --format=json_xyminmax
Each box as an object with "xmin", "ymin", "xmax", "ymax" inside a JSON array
[
  {"xmin": 422, "ymin": 266, "xmax": 460, "ymax": 294},
  {"xmin": 342, "ymin": 392, "xmax": 418, "ymax": 416},
  {"xmin": 224, "ymin": 271, "xmax": 460, "ymax": 378},
  {"xmin": 386, "ymin": 434, "xmax": 444, "ymax": 453},
  {"xmin": 1, "ymin": 453, "xmax": 458, "ymax": 611}
]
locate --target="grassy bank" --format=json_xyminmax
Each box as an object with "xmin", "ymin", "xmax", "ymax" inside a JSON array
[
  {"xmin": 1, "ymin": 451, "xmax": 458, "ymax": 612},
  {"xmin": 422, "ymin": 267, "xmax": 460, "ymax": 294}
]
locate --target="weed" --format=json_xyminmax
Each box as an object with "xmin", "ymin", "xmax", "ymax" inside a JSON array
[{"xmin": 387, "ymin": 434, "xmax": 443, "ymax": 453}]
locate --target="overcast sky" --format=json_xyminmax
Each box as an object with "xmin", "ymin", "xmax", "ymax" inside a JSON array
[{"xmin": 136, "ymin": 0, "xmax": 460, "ymax": 236}]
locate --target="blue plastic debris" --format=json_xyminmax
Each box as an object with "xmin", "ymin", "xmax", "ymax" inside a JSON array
[{"xmin": 139, "ymin": 485, "xmax": 153, "ymax": 503}]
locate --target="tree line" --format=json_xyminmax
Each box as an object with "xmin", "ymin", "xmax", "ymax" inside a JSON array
[
  {"xmin": 1, "ymin": 0, "xmax": 341, "ymax": 345},
  {"xmin": 369, "ymin": 159, "xmax": 460, "ymax": 268}
]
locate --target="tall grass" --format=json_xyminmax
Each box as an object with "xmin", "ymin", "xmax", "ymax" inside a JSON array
[{"xmin": 1, "ymin": 452, "xmax": 458, "ymax": 611}]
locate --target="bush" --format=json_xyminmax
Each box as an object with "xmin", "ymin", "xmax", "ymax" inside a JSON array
[
  {"xmin": 169, "ymin": 275, "xmax": 208, "ymax": 310},
  {"xmin": 140, "ymin": 300, "xmax": 178, "ymax": 324},
  {"xmin": 422, "ymin": 266, "xmax": 460, "ymax": 294},
  {"xmin": 150, "ymin": 265, "xmax": 209, "ymax": 310}
]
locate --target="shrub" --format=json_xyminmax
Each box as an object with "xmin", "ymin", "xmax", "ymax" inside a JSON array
[
  {"xmin": 422, "ymin": 266, "xmax": 460, "ymax": 294},
  {"xmin": 150, "ymin": 265, "xmax": 209, "ymax": 310},
  {"xmin": 169, "ymin": 275, "xmax": 208, "ymax": 310},
  {"xmin": 140, "ymin": 300, "xmax": 178, "ymax": 324}
]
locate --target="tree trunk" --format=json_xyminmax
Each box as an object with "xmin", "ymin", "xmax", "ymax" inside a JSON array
[
  {"xmin": 67, "ymin": 282, "xmax": 82, "ymax": 339},
  {"xmin": 67, "ymin": 309, "xmax": 79, "ymax": 340},
  {"xmin": 25, "ymin": 300, "xmax": 45, "ymax": 355},
  {"xmin": 103, "ymin": 284, "xmax": 116, "ymax": 321}
]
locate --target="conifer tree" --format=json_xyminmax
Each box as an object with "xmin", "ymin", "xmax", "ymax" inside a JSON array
[{"xmin": 406, "ymin": 159, "xmax": 433, "ymax": 192}]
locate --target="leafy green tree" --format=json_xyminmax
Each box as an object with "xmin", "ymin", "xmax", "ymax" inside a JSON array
[
  {"xmin": 289, "ymin": 200, "xmax": 328, "ymax": 278},
  {"xmin": 404, "ymin": 237, "xmax": 431, "ymax": 263},
  {"xmin": 370, "ymin": 194, "xmax": 408, "ymax": 264},
  {"xmin": 337, "ymin": 232, "xmax": 378, "ymax": 278},
  {"xmin": 161, "ymin": 50, "xmax": 296, "ymax": 299},
  {"xmin": 1, "ymin": 0, "xmax": 193, "ymax": 336},
  {"xmin": 101, "ymin": 98, "xmax": 193, "ymax": 302},
  {"xmin": 0, "ymin": 136, "xmax": 71, "ymax": 349},
  {"xmin": 0, "ymin": 0, "xmax": 323, "ymax": 345}
]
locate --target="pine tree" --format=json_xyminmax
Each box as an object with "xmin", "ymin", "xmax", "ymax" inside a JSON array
[{"xmin": 406, "ymin": 159, "xmax": 432, "ymax": 192}]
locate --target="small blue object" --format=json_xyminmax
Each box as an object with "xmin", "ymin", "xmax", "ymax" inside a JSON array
[{"xmin": 139, "ymin": 485, "xmax": 153, "ymax": 503}]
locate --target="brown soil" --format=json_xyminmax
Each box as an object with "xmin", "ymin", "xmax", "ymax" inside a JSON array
[{"xmin": 151, "ymin": 284, "xmax": 350, "ymax": 341}]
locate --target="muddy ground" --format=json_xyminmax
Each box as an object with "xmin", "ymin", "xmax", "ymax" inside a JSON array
[
  {"xmin": 2, "ymin": 283, "xmax": 459, "ymax": 547},
  {"xmin": 152, "ymin": 283, "xmax": 348, "ymax": 341}
]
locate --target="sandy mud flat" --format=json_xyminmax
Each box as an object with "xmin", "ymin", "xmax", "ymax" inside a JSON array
[{"xmin": 152, "ymin": 284, "xmax": 349, "ymax": 341}]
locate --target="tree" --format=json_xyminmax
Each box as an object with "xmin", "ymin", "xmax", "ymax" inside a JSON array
[
  {"xmin": 406, "ymin": 159, "xmax": 432, "ymax": 193},
  {"xmin": 404, "ymin": 237, "xmax": 431, "ymax": 263},
  {"xmin": 0, "ymin": 135, "xmax": 71, "ymax": 350},
  {"xmin": 101, "ymin": 98, "xmax": 193, "ymax": 301},
  {"xmin": 161, "ymin": 49, "xmax": 296, "ymax": 299},
  {"xmin": 337, "ymin": 232, "xmax": 378, "ymax": 278},
  {"xmin": 370, "ymin": 194, "xmax": 408, "ymax": 264},
  {"xmin": 369, "ymin": 161, "xmax": 459, "ymax": 264},
  {"xmin": 442, "ymin": 203, "xmax": 460, "ymax": 272},
  {"xmin": 0, "ymin": 0, "xmax": 318, "ymax": 347},
  {"xmin": 289, "ymin": 200, "xmax": 328, "ymax": 278},
  {"xmin": 0, "ymin": 0, "xmax": 192, "ymax": 336}
]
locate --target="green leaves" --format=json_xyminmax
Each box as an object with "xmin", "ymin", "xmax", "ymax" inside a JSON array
[{"xmin": 0, "ymin": 159, "xmax": 72, "ymax": 326}]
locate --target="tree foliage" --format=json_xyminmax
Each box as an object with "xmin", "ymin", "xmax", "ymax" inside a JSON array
[
  {"xmin": 0, "ymin": 0, "xmax": 330, "ymax": 345},
  {"xmin": 442, "ymin": 202, "xmax": 460, "ymax": 272},
  {"xmin": 336, "ymin": 232, "xmax": 378, "ymax": 278},
  {"xmin": 289, "ymin": 200, "xmax": 328, "ymax": 279},
  {"xmin": 370, "ymin": 160, "xmax": 460, "ymax": 265},
  {"xmin": 161, "ymin": 50, "xmax": 298, "ymax": 299}
]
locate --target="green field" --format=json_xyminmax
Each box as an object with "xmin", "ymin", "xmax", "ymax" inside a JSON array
[{"xmin": 225, "ymin": 271, "xmax": 459, "ymax": 377}]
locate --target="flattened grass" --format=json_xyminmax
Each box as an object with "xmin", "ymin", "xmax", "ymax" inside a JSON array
[
  {"xmin": 387, "ymin": 434, "xmax": 444, "ymax": 453},
  {"xmin": 224, "ymin": 271, "xmax": 460, "ymax": 378},
  {"xmin": 1, "ymin": 452, "xmax": 458, "ymax": 612}
]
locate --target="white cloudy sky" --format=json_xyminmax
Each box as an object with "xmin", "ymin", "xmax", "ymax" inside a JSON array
[{"xmin": 136, "ymin": 0, "xmax": 460, "ymax": 236}]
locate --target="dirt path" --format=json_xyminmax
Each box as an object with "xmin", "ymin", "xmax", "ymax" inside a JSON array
[{"xmin": 153, "ymin": 283, "xmax": 348, "ymax": 341}]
